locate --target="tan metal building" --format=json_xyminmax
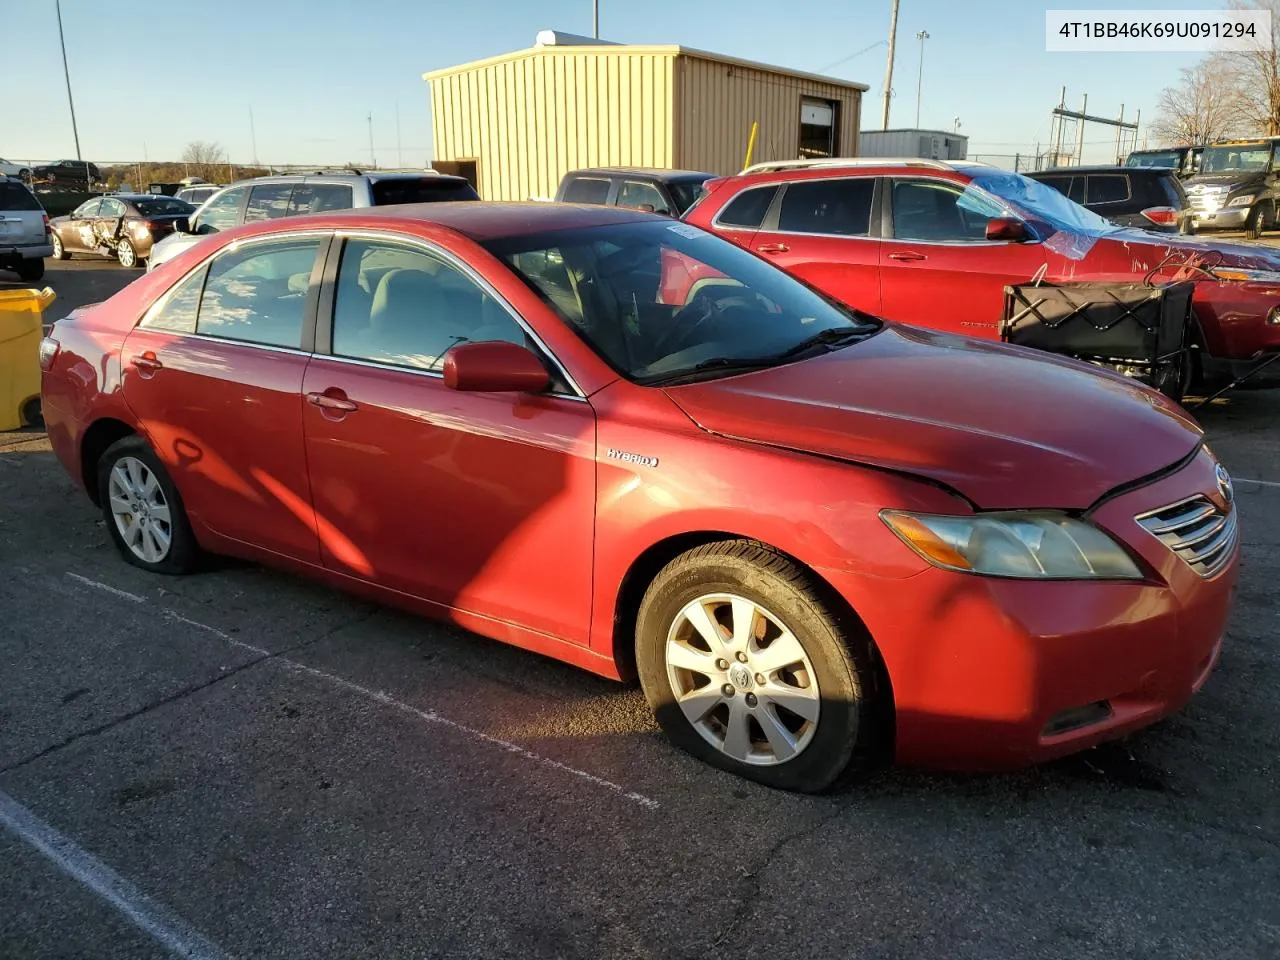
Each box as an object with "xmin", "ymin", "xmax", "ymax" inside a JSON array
[{"xmin": 424, "ymin": 31, "xmax": 867, "ymax": 200}]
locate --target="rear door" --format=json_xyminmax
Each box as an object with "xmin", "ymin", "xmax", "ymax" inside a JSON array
[
  {"xmin": 0, "ymin": 179, "xmax": 47, "ymax": 250},
  {"xmin": 94, "ymin": 197, "xmax": 128, "ymax": 250},
  {"xmin": 878, "ymin": 176, "xmax": 1050, "ymax": 339},
  {"xmin": 244, "ymin": 182, "xmax": 297, "ymax": 222},
  {"xmin": 121, "ymin": 233, "xmax": 330, "ymax": 561},
  {"xmin": 748, "ymin": 176, "xmax": 882, "ymax": 314}
]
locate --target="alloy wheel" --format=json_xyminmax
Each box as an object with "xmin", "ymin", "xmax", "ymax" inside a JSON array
[
  {"xmin": 665, "ymin": 592, "xmax": 821, "ymax": 766},
  {"xmin": 51, "ymin": 234, "xmax": 62, "ymax": 259},
  {"xmin": 117, "ymin": 240, "xmax": 136, "ymax": 268},
  {"xmin": 107, "ymin": 456, "xmax": 172, "ymax": 563}
]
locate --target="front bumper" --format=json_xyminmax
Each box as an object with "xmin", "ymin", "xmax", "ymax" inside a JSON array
[
  {"xmin": 822, "ymin": 446, "xmax": 1239, "ymax": 770},
  {"xmin": 1190, "ymin": 206, "xmax": 1250, "ymax": 230}
]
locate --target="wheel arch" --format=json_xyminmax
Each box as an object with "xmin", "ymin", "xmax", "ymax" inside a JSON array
[
  {"xmin": 610, "ymin": 531, "xmax": 896, "ymax": 757},
  {"xmin": 80, "ymin": 418, "xmax": 138, "ymax": 505}
]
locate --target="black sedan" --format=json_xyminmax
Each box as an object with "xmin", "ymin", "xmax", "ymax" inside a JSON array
[
  {"xmin": 32, "ymin": 159, "xmax": 102, "ymax": 189},
  {"xmin": 1026, "ymin": 165, "xmax": 1192, "ymax": 233},
  {"xmin": 48, "ymin": 194, "xmax": 195, "ymax": 268}
]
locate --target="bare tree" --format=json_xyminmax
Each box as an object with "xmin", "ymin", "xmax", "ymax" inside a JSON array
[
  {"xmin": 180, "ymin": 140, "xmax": 228, "ymax": 181},
  {"xmin": 1227, "ymin": 0, "xmax": 1280, "ymax": 135},
  {"xmin": 1149, "ymin": 56, "xmax": 1246, "ymax": 144}
]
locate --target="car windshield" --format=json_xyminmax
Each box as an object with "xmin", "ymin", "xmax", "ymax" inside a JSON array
[
  {"xmin": 1127, "ymin": 151, "xmax": 1181, "ymax": 168},
  {"xmin": 1201, "ymin": 144, "xmax": 1272, "ymax": 173},
  {"xmin": 483, "ymin": 220, "xmax": 881, "ymax": 384},
  {"xmin": 970, "ymin": 171, "xmax": 1120, "ymax": 235},
  {"xmin": 668, "ymin": 177, "xmax": 712, "ymax": 214},
  {"xmin": 134, "ymin": 197, "xmax": 193, "ymax": 215}
]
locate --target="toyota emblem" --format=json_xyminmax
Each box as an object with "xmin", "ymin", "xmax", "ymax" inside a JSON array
[{"xmin": 1215, "ymin": 464, "xmax": 1234, "ymax": 505}]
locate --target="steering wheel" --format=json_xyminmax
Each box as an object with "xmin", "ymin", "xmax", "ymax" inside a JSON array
[{"xmin": 649, "ymin": 289, "xmax": 762, "ymax": 358}]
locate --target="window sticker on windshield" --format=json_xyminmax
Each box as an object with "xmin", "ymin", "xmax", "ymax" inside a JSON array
[{"xmin": 667, "ymin": 222, "xmax": 706, "ymax": 239}]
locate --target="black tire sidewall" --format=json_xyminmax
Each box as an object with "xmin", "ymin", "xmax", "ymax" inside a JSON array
[
  {"xmin": 17, "ymin": 259, "xmax": 44, "ymax": 282},
  {"xmin": 636, "ymin": 548, "xmax": 868, "ymax": 793},
  {"xmin": 1247, "ymin": 206, "xmax": 1263, "ymax": 240},
  {"xmin": 96, "ymin": 436, "xmax": 199, "ymax": 575}
]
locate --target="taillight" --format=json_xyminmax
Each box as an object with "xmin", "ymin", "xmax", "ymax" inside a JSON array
[
  {"xmin": 1142, "ymin": 206, "xmax": 1179, "ymax": 226},
  {"xmin": 42, "ymin": 213, "xmax": 50, "ymax": 235},
  {"xmin": 38, "ymin": 337, "xmax": 61, "ymax": 371}
]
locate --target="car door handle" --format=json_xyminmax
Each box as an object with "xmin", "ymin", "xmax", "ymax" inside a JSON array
[
  {"xmin": 307, "ymin": 391, "xmax": 358, "ymax": 412},
  {"xmin": 756, "ymin": 242, "xmax": 790, "ymax": 254},
  {"xmin": 129, "ymin": 352, "xmax": 162, "ymax": 372},
  {"xmin": 888, "ymin": 251, "xmax": 927, "ymax": 262}
]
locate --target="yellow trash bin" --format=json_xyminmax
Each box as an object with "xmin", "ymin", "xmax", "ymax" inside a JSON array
[{"xmin": 0, "ymin": 286, "xmax": 56, "ymax": 430}]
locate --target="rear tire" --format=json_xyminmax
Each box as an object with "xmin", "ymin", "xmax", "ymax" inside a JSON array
[
  {"xmin": 15, "ymin": 259, "xmax": 44, "ymax": 282},
  {"xmin": 635, "ymin": 539, "xmax": 883, "ymax": 793},
  {"xmin": 116, "ymin": 238, "xmax": 139, "ymax": 269},
  {"xmin": 96, "ymin": 436, "xmax": 201, "ymax": 575},
  {"xmin": 51, "ymin": 233, "xmax": 70, "ymax": 261}
]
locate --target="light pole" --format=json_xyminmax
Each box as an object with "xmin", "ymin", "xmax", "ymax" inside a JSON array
[
  {"xmin": 915, "ymin": 30, "xmax": 929, "ymax": 128},
  {"xmin": 593, "ymin": 0, "xmax": 599, "ymax": 38},
  {"xmin": 54, "ymin": 0, "xmax": 84, "ymax": 178}
]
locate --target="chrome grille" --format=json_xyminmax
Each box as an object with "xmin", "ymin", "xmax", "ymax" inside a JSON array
[
  {"xmin": 1135, "ymin": 496, "xmax": 1237, "ymax": 578},
  {"xmin": 1185, "ymin": 185, "xmax": 1227, "ymax": 214}
]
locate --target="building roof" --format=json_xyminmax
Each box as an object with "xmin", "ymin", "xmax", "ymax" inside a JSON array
[
  {"xmin": 861, "ymin": 128, "xmax": 969, "ymax": 139},
  {"xmin": 423, "ymin": 40, "xmax": 869, "ymax": 92}
]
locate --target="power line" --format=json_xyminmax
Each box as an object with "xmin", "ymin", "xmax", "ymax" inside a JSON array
[{"xmin": 817, "ymin": 39, "xmax": 888, "ymax": 75}]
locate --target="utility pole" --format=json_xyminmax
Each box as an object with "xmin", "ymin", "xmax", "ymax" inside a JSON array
[
  {"xmin": 593, "ymin": 0, "xmax": 599, "ymax": 38},
  {"xmin": 881, "ymin": 0, "xmax": 900, "ymax": 129},
  {"xmin": 915, "ymin": 30, "xmax": 930, "ymax": 128},
  {"xmin": 396, "ymin": 101, "xmax": 403, "ymax": 168},
  {"xmin": 249, "ymin": 107, "xmax": 259, "ymax": 166},
  {"xmin": 368, "ymin": 112, "xmax": 376, "ymax": 169},
  {"xmin": 54, "ymin": 0, "xmax": 84, "ymax": 177}
]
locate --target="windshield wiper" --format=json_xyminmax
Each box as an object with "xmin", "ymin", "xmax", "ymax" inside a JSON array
[
  {"xmin": 648, "ymin": 326, "xmax": 874, "ymax": 385},
  {"xmin": 772, "ymin": 325, "xmax": 873, "ymax": 359}
]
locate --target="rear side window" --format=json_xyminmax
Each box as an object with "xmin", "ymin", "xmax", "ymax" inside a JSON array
[
  {"xmin": 195, "ymin": 238, "xmax": 322, "ymax": 348},
  {"xmin": 0, "ymin": 181, "xmax": 41, "ymax": 211},
  {"xmin": 370, "ymin": 178, "xmax": 480, "ymax": 205},
  {"xmin": 1086, "ymin": 175, "xmax": 1129, "ymax": 204},
  {"xmin": 288, "ymin": 184, "xmax": 354, "ymax": 215},
  {"xmin": 777, "ymin": 179, "xmax": 874, "ymax": 236},
  {"xmin": 561, "ymin": 177, "xmax": 611, "ymax": 204},
  {"xmin": 714, "ymin": 186, "xmax": 778, "ymax": 228},
  {"xmin": 245, "ymin": 183, "xmax": 295, "ymax": 222}
]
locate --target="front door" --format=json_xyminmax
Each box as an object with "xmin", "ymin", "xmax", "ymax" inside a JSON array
[
  {"xmin": 748, "ymin": 175, "xmax": 883, "ymax": 314},
  {"xmin": 64, "ymin": 198, "xmax": 102, "ymax": 252},
  {"xmin": 121, "ymin": 234, "xmax": 329, "ymax": 562},
  {"xmin": 879, "ymin": 176, "xmax": 1050, "ymax": 339},
  {"xmin": 300, "ymin": 235, "xmax": 596, "ymax": 642}
]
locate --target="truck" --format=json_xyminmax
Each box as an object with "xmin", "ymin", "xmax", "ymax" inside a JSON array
[{"xmin": 1181, "ymin": 136, "xmax": 1280, "ymax": 239}]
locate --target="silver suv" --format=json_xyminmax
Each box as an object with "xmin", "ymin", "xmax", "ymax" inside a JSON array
[
  {"xmin": 147, "ymin": 170, "xmax": 480, "ymax": 272},
  {"xmin": 0, "ymin": 177, "xmax": 52, "ymax": 282}
]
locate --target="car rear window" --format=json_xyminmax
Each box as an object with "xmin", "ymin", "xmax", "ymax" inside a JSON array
[
  {"xmin": 1086, "ymin": 175, "xmax": 1129, "ymax": 204},
  {"xmin": 0, "ymin": 180, "xmax": 42, "ymax": 211},
  {"xmin": 561, "ymin": 177, "xmax": 611, "ymax": 204},
  {"xmin": 370, "ymin": 178, "xmax": 480, "ymax": 205}
]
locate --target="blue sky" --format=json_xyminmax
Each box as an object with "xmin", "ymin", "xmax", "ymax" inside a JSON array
[{"xmin": 6, "ymin": 0, "xmax": 1223, "ymax": 167}]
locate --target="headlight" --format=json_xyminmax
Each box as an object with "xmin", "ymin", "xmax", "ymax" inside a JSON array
[
  {"xmin": 1227, "ymin": 194, "xmax": 1256, "ymax": 207},
  {"xmin": 1211, "ymin": 267, "xmax": 1280, "ymax": 283},
  {"xmin": 880, "ymin": 510, "xmax": 1143, "ymax": 580}
]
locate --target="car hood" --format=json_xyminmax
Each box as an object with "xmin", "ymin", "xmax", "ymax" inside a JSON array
[
  {"xmin": 1105, "ymin": 228, "xmax": 1280, "ymax": 271},
  {"xmin": 663, "ymin": 325, "xmax": 1203, "ymax": 510}
]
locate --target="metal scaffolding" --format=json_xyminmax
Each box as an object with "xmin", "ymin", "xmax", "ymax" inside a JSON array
[{"xmin": 1047, "ymin": 88, "xmax": 1140, "ymax": 167}]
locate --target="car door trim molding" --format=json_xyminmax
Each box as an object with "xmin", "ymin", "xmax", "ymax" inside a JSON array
[{"xmin": 319, "ymin": 228, "xmax": 588, "ymax": 400}]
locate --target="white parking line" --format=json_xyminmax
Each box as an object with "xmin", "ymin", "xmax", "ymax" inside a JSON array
[
  {"xmin": 1236, "ymin": 477, "xmax": 1280, "ymax": 489},
  {"xmin": 66, "ymin": 572, "xmax": 660, "ymax": 811},
  {"xmin": 0, "ymin": 789, "xmax": 232, "ymax": 960},
  {"xmin": 66, "ymin": 573, "xmax": 146, "ymax": 604}
]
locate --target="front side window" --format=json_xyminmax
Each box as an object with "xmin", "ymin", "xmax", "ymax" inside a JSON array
[
  {"xmin": 331, "ymin": 239, "xmax": 526, "ymax": 371},
  {"xmin": 99, "ymin": 198, "xmax": 126, "ymax": 219},
  {"xmin": 195, "ymin": 238, "xmax": 322, "ymax": 348},
  {"xmin": 245, "ymin": 183, "xmax": 295, "ymax": 222},
  {"xmin": 483, "ymin": 220, "xmax": 879, "ymax": 384},
  {"xmin": 1201, "ymin": 144, "xmax": 1272, "ymax": 173},
  {"xmin": 616, "ymin": 180, "xmax": 669, "ymax": 214},
  {"xmin": 715, "ymin": 186, "xmax": 778, "ymax": 229},
  {"xmin": 778, "ymin": 178, "xmax": 874, "ymax": 236},
  {"xmin": 891, "ymin": 180, "xmax": 1004, "ymax": 242},
  {"xmin": 288, "ymin": 183, "xmax": 354, "ymax": 215},
  {"xmin": 561, "ymin": 177, "xmax": 611, "ymax": 204},
  {"xmin": 140, "ymin": 267, "xmax": 207, "ymax": 333},
  {"xmin": 195, "ymin": 187, "xmax": 247, "ymax": 233}
]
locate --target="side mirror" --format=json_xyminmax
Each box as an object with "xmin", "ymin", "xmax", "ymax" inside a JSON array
[
  {"xmin": 986, "ymin": 217, "xmax": 1029, "ymax": 242},
  {"xmin": 637, "ymin": 203, "xmax": 656, "ymax": 213},
  {"xmin": 443, "ymin": 341, "xmax": 550, "ymax": 393},
  {"xmin": 173, "ymin": 217, "xmax": 190, "ymax": 234}
]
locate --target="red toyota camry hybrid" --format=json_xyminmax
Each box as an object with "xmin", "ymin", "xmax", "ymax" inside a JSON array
[{"xmin": 40, "ymin": 203, "xmax": 1240, "ymax": 792}]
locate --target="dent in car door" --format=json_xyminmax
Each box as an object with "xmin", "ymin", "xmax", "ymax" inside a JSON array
[
  {"xmin": 121, "ymin": 234, "xmax": 331, "ymax": 562},
  {"xmin": 748, "ymin": 176, "xmax": 882, "ymax": 314},
  {"xmin": 300, "ymin": 236, "xmax": 596, "ymax": 643},
  {"xmin": 878, "ymin": 177, "xmax": 1050, "ymax": 338}
]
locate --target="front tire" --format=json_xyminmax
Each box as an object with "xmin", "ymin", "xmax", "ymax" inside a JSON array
[
  {"xmin": 116, "ymin": 238, "xmax": 139, "ymax": 269},
  {"xmin": 636, "ymin": 539, "xmax": 882, "ymax": 793},
  {"xmin": 15, "ymin": 259, "xmax": 44, "ymax": 282},
  {"xmin": 96, "ymin": 437, "xmax": 201, "ymax": 575},
  {"xmin": 1245, "ymin": 205, "xmax": 1265, "ymax": 241},
  {"xmin": 50, "ymin": 233, "xmax": 69, "ymax": 260}
]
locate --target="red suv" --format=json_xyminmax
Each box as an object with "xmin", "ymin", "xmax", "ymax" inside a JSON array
[{"xmin": 684, "ymin": 158, "xmax": 1280, "ymax": 388}]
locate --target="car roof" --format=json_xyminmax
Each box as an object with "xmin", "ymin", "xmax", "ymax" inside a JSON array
[
  {"xmin": 1030, "ymin": 166, "xmax": 1169, "ymax": 175},
  {"xmin": 568, "ymin": 167, "xmax": 715, "ymax": 180},
  {"xmin": 286, "ymin": 200, "xmax": 659, "ymax": 241}
]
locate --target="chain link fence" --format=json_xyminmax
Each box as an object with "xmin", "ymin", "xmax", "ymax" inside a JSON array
[{"xmin": 969, "ymin": 153, "xmax": 1054, "ymax": 173}]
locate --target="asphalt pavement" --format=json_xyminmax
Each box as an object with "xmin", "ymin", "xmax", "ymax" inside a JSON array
[{"xmin": 1, "ymin": 258, "xmax": 1277, "ymax": 959}]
